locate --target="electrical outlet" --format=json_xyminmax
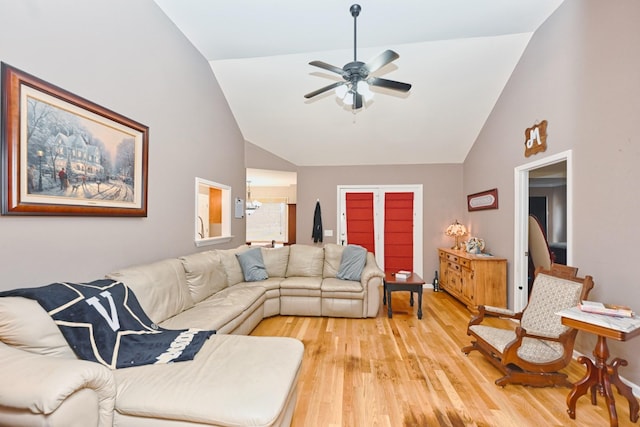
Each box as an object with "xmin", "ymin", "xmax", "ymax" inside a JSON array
[{"xmin": 324, "ymin": 230, "xmax": 333, "ymax": 237}]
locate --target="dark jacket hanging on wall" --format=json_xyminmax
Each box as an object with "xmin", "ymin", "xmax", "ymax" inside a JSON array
[{"xmin": 312, "ymin": 200, "xmax": 323, "ymax": 243}]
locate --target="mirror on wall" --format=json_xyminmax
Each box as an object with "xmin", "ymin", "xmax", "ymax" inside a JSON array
[{"xmin": 195, "ymin": 177, "xmax": 233, "ymax": 247}]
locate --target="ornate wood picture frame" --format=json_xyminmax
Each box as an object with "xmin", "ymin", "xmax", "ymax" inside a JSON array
[{"xmin": 1, "ymin": 63, "xmax": 148, "ymax": 216}]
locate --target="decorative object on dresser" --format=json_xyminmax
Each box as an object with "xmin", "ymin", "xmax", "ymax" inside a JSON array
[
  {"xmin": 462, "ymin": 265, "xmax": 594, "ymax": 388},
  {"xmin": 438, "ymin": 247, "xmax": 506, "ymax": 312},
  {"xmin": 445, "ymin": 220, "xmax": 467, "ymax": 250},
  {"xmin": 465, "ymin": 237, "xmax": 485, "ymax": 254}
]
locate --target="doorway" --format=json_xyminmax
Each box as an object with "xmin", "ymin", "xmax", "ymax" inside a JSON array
[
  {"xmin": 245, "ymin": 168, "xmax": 297, "ymax": 245},
  {"xmin": 514, "ymin": 150, "xmax": 572, "ymax": 311},
  {"xmin": 337, "ymin": 185, "xmax": 423, "ymax": 276}
]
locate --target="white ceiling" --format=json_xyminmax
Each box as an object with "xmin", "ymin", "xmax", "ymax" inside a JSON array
[{"xmin": 155, "ymin": 0, "xmax": 564, "ymax": 167}]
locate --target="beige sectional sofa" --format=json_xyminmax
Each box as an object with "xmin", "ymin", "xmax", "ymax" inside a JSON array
[{"xmin": 0, "ymin": 243, "xmax": 384, "ymax": 427}]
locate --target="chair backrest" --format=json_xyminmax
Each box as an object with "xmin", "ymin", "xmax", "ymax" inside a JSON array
[
  {"xmin": 549, "ymin": 263, "xmax": 579, "ymax": 279},
  {"xmin": 521, "ymin": 268, "xmax": 594, "ymax": 337}
]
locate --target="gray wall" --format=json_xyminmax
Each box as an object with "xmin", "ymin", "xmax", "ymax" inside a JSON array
[
  {"xmin": 245, "ymin": 141, "xmax": 297, "ymax": 172},
  {"xmin": 464, "ymin": 0, "xmax": 640, "ymax": 385},
  {"xmin": 0, "ymin": 0, "xmax": 247, "ymax": 288}
]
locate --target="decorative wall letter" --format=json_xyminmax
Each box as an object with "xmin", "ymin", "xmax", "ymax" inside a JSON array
[{"xmin": 524, "ymin": 120, "xmax": 548, "ymax": 157}]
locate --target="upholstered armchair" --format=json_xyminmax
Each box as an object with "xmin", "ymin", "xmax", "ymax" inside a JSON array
[{"xmin": 462, "ymin": 265, "xmax": 594, "ymax": 387}]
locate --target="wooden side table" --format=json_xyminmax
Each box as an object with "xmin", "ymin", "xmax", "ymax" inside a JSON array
[
  {"xmin": 559, "ymin": 309, "xmax": 640, "ymax": 427},
  {"xmin": 383, "ymin": 271, "xmax": 425, "ymax": 319}
]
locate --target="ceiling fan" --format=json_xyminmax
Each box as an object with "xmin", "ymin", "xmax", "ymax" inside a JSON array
[{"xmin": 304, "ymin": 4, "xmax": 412, "ymax": 110}]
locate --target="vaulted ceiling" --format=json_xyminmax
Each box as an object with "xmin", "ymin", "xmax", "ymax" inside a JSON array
[{"xmin": 155, "ymin": 0, "xmax": 564, "ymax": 167}]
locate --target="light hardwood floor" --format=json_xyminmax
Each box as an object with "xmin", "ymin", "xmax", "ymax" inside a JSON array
[{"xmin": 251, "ymin": 288, "xmax": 638, "ymax": 426}]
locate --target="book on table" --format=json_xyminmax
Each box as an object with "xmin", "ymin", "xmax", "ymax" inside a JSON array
[
  {"xmin": 394, "ymin": 270, "xmax": 412, "ymax": 280},
  {"xmin": 578, "ymin": 300, "xmax": 634, "ymax": 318}
]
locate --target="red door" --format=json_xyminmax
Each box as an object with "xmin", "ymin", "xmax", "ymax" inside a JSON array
[
  {"xmin": 384, "ymin": 192, "xmax": 414, "ymax": 271},
  {"xmin": 345, "ymin": 192, "xmax": 375, "ymax": 253}
]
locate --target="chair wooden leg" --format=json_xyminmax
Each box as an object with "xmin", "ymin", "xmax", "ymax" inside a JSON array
[{"xmin": 461, "ymin": 342, "xmax": 478, "ymax": 355}]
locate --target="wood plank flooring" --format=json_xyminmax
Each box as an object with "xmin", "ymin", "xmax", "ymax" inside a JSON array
[{"xmin": 251, "ymin": 288, "xmax": 638, "ymax": 426}]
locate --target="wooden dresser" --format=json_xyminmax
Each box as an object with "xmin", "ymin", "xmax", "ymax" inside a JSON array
[{"xmin": 438, "ymin": 248, "xmax": 507, "ymax": 312}]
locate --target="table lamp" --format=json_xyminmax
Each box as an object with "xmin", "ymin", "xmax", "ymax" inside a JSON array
[{"xmin": 445, "ymin": 220, "xmax": 467, "ymax": 250}]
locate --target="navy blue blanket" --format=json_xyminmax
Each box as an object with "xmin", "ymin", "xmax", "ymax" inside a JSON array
[{"xmin": 0, "ymin": 279, "xmax": 215, "ymax": 369}]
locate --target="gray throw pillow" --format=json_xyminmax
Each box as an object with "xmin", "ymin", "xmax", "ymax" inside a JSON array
[
  {"xmin": 236, "ymin": 247, "xmax": 269, "ymax": 282},
  {"xmin": 336, "ymin": 245, "xmax": 367, "ymax": 281}
]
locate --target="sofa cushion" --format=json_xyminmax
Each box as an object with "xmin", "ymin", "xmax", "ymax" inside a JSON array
[
  {"xmin": 179, "ymin": 250, "xmax": 228, "ymax": 303},
  {"xmin": 159, "ymin": 285, "xmax": 266, "ymax": 332},
  {"xmin": 280, "ymin": 276, "xmax": 323, "ymax": 293},
  {"xmin": 321, "ymin": 277, "xmax": 364, "ymax": 294},
  {"xmin": 236, "ymin": 247, "xmax": 269, "ymax": 282},
  {"xmin": 0, "ymin": 297, "xmax": 76, "ymax": 359},
  {"xmin": 337, "ymin": 245, "xmax": 367, "ymax": 281},
  {"xmin": 113, "ymin": 334, "xmax": 304, "ymax": 427},
  {"xmin": 106, "ymin": 258, "xmax": 194, "ymax": 324},
  {"xmin": 323, "ymin": 243, "xmax": 344, "ymax": 278},
  {"xmin": 216, "ymin": 245, "xmax": 250, "ymax": 286},
  {"xmin": 286, "ymin": 244, "xmax": 324, "ymax": 277},
  {"xmin": 261, "ymin": 246, "xmax": 290, "ymax": 278}
]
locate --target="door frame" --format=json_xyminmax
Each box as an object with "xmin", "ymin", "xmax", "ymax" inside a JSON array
[
  {"xmin": 337, "ymin": 185, "xmax": 423, "ymax": 276},
  {"xmin": 513, "ymin": 150, "xmax": 572, "ymax": 311}
]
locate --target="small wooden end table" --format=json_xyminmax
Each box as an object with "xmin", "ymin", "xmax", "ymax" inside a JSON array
[
  {"xmin": 383, "ymin": 271, "xmax": 425, "ymax": 319},
  {"xmin": 560, "ymin": 313, "xmax": 640, "ymax": 427}
]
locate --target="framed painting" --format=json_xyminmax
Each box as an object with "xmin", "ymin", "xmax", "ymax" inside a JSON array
[
  {"xmin": 1, "ymin": 63, "xmax": 148, "ymax": 216},
  {"xmin": 467, "ymin": 188, "xmax": 498, "ymax": 211}
]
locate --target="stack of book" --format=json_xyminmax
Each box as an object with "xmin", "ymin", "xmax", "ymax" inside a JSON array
[{"xmin": 578, "ymin": 301, "xmax": 634, "ymax": 318}]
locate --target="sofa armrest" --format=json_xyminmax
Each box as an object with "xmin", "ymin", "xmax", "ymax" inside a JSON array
[
  {"xmin": 0, "ymin": 342, "xmax": 115, "ymax": 427},
  {"xmin": 361, "ymin": 253, "xmax": 385, "ymax": 317}
]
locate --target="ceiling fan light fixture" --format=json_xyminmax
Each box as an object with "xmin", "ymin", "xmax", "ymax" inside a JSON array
[
  {"xmin": 335, "ymin": 84, "xmax": 348, "ymax": 99},
  {"xmin": 357, "ymin": 80, "xmax": 373, "ymax": 102},
  {"xmin": 343, "ymin": 90, "xmax": 354, "ymax": 106}
]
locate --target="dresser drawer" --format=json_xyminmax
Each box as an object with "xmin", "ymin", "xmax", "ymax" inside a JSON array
[
  {"xmin": 459, "ymin": 258, "xmax": 470, "ymax": 268},
  {"xmin": 447, "ymin": 262, "xmax": 460, "ymax": 272},
  {"xmin": 446, "ymin": 253, "xmax": 459, "ymax": 263}
]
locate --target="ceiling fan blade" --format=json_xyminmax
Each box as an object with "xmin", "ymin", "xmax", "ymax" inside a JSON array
[
  {"xmin": 304, "ymin": 81, "xmax": 345, "ymax": 99},
  {"xmin": 365, "ymin": 50, "xmax": 400, "ymax": 74},
  {"xmin": 368, "ymin": 77, "xmax": 412, "ymax": 92},
  {"xmin": 309, "ymin": 60, "xmax": 346, "ymax": 76}
]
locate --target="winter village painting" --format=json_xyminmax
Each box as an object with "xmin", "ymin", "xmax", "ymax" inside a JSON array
[{"xmin": 1, "ymin": 63, "xmax": 148, "ymax": 216}]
